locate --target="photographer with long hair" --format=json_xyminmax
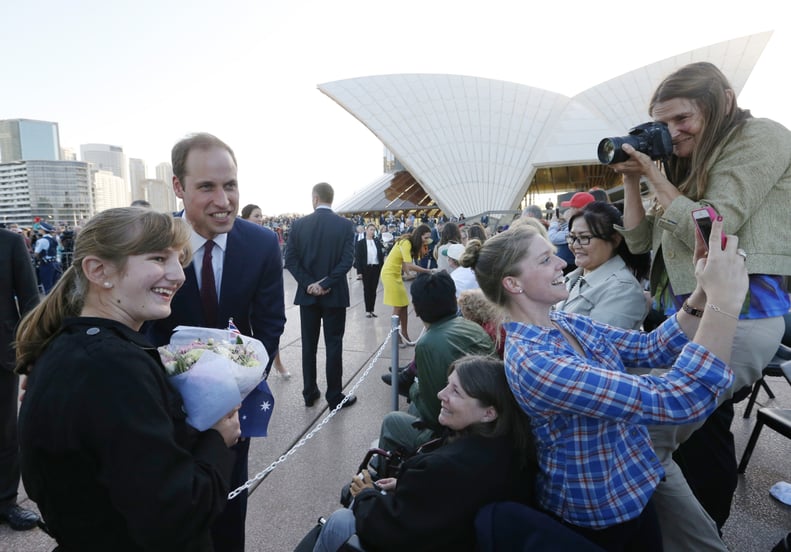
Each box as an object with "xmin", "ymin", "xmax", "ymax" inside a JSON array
[{"xmin": 612, "ymin": 61, "xmax": 791, "ymax": 548}]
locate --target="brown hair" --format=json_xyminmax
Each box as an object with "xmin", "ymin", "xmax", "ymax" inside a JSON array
[
  {"xmin": 463, "ymin": 225, "xmax": 540, "ymax": 307},
  {"xmin": 241, "ymin": 204, "xmax": 261, "ymax": 220},
  {"xmin": 458, "ymin": 289, "xmax": 501, "ymax": 326},
  {"xmin": 397, "ymin": 223, "xmax": 432, "ymax": 260},
  {"xmin": 449, "ymin": 355, "xmax": 536, "ymax": 470},
  {"xmin": 466, "ymin": 223, "xmax": 487, "ymax": 244},
  {"xmin": 16, "ymin": 207, "xmax": 191, "ymax": 373},
  {"xmin": 649, "ymin": 62, "xmax": 752, "ymax": 199},
  {"xmin": 312, "ymin": 182, "xmax": 334, "ymax": 204},
  {"xmin": 172, "ymin": 133, "xmax": 237, "ymax": 184}
]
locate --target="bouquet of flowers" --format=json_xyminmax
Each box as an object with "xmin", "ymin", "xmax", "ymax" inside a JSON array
[{"xmin": 158, "ymin": 323, "xmax": 269, "ymax": 432}]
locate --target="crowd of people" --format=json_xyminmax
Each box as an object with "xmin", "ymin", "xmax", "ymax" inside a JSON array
[{"xmin": 2, "ymin": 60, "xmax": 790, "ymax": 552}]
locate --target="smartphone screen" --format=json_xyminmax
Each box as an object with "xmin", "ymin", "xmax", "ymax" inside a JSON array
[
  {"xmin": 692, "ymin": 207, "xmax": 725, "ymax": 250},
  {"xmin": 695, "ymin": 213, "xmax": 713, "ymax": 246}
]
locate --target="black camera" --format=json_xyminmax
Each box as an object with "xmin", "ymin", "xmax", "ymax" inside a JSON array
[{"xmin": 597, "ymin": 122, "xmax": 673, "ymax": 165}]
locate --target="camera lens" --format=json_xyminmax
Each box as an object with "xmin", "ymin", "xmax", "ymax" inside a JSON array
[
  {"xmin": 597, "ymin": 139, "xmax": 617, "ymax": 164},
  {"xmin": 597, "ymin": 136, "xmax": 633, "ymax": 164}
]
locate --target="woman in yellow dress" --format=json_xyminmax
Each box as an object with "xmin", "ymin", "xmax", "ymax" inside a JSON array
[{"xmin": 381, "ymin": 223, "xmax": 433, "ymax": 346}]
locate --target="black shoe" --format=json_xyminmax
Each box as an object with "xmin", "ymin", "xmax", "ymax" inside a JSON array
[
  {"xmin": 381, "ymin": 369, "xmax": 414, "ymax": 397},
  {"xmin": 0, "ymin": 504, "xmax": 40, "ymax": 531},
  {"xmin": 304, "ymin": 390, "xmax": 321, "ymax": 407},
  {"xmin": 330, "ymin": 394, "xmax": 357, "ymax": 409},
  {"xmin": 772, "ymin": 532, "xmax": 791, "ymax": 552},
  {"xmin": 370, "ymin": 312, "xmax": 378, "ymax": 317}
]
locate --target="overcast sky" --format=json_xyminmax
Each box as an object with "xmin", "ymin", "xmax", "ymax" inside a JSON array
[{"xmin": 2, "ymin": 0, "xmax": 788, "ymax": 215}]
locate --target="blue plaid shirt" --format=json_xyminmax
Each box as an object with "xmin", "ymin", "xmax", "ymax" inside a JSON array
[{"xmin": 504, "ymin": 312, "xmax": 733, "ymax": 529}]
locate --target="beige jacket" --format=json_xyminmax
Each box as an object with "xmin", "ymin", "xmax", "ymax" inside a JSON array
[{"xmin": 618, "ymin": 117, "xmax": 791, "ymax": 295}]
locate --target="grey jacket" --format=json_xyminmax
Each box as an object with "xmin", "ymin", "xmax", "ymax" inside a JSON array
[{"xmin": 618, "ymin": 117, "xmax": 791, "ymax": 295}]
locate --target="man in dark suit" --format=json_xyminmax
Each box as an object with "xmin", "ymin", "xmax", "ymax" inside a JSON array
[
  {"xmin": 354, "ymin": 223, "xmax": 384, "ymax": 318},
  {"xmin": 147, "ymin": 133, "xmax": 286, "ymax": 552},
  {"xmin": 0, "ymin": 228, "xmax": 40, "ymax": 530},
  {"xmin": 284, "ymin": 183, "xmax": 356, "ymax": 409}
]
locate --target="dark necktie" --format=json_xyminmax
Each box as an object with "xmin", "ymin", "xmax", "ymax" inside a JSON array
[{"xmin": 201, "ymin": 240, "xmax": 218, "ymax": 327}]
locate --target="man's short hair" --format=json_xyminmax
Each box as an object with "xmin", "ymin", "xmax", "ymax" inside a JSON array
[
  {"xmin": 312, "ymin": 182, "xmax": 334, "ymax": 204},
  {"xmin": 172, "ymin": 133, "xmax": 237, "ymax": 183},
  {"xmin": 411, "ymin": 272, "xmax": 457, "ymax": 323}
]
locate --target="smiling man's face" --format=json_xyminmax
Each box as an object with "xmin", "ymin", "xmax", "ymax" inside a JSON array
[{"xmin": 173, "ymin": 146, "xmax": 239, "ymax": 239}]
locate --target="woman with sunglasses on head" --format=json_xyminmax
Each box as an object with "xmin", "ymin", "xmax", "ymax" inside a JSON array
[{"xmin": 557, "ymin": 202, "xmax": 650, "ymax": 330}]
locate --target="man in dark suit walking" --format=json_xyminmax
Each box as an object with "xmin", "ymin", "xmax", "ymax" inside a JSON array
[
  {"xmin": 284, "ymin": 183, "xmax": 356, "ymax": 409},
  {"xmin": 0, "ymin": 228, "xmax": 40, "ymax": 531},
  {"xmin": 147, "ymin": 133, "xmax": 286, "ymax": 552}
]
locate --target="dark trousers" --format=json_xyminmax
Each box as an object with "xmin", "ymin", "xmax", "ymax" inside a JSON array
[
  {"xmin": 565, "ymin": 499, "xmax": 662, "ymax": 552},
  {"xmin": 300, "ymin": 305, "xmax": 347, "ymax": 406},
  {"xmin": 37, "ymin": 261, "xmax": 61, "ymax": 293},
  {"xmin": 0, "ymin": 370, "xmax": 19, "ymax": 510},
  {"xmin": 361, "ymin": 264, "xmax": 381, "ymax": 313},
  {"xmin": 673, "ymin": 399, "xmax": 737, "ymax": 531},
  {"xmin": 210, "ymin": 437, "xmax": 250, "ymax": 552}
]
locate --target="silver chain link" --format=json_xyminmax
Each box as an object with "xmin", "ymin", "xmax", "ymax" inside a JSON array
[{"xmin": 227, "ymin": 325, "xmax": 397, "ymax": 500}]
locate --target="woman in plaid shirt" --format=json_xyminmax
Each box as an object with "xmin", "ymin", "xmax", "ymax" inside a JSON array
[{"xmin": 465, "ymin": 218, "xmax": 746, "ymax": 551}]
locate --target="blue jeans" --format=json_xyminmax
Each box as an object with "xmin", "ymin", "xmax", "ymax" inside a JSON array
[{"xmin": 313, "ymin": 508, "xmax": 356, "ymax": 552}]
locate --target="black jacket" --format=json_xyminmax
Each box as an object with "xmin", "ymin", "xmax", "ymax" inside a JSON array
[
  {"xmin": 284, "ymin": 207, "xmax": 355, "ymax": 309},
  {"xmin": 353, "ymin": 434, "xmax": 534, "ymax": 552},
  {"xmin": 19, "ymin": 318, "xmax": 234, "ymax": 551},
  {"xmin": 354, "ymin": 237, "xmax": 384, "ymax": 274}
]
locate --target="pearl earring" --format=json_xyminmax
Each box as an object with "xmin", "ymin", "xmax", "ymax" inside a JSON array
[{"xmin": 103, "ymin": 282, "xmax": 113, "ymax": 289}]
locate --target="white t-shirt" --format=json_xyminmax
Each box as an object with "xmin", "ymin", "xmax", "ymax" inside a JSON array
[{"xmin": 451, "ymin": 266, "xmax": 479, "ymax": 297}]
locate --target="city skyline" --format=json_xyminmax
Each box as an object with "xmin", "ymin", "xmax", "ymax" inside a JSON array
[{"xmin": 2, "ymin": 1, "xmax": 789, "ymax": 215}]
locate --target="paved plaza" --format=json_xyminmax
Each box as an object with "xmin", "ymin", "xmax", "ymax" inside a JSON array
[{"xmin": 2, "ymin": 271, "xmax": 789, "ymax": 551}]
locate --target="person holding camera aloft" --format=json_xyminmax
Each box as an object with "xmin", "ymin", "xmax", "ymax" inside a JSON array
[
  {"xmin": 611, "ymin": 62, "xmax": 791, "ymax": 549},
  {"xmin": 467, "ymin": 218, "xmax": 745, "ymax": 552}
]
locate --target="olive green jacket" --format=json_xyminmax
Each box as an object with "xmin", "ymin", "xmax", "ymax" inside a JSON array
[{"xmin": 618, "ymin": 117, "xmax": 791, "ymax": 295}]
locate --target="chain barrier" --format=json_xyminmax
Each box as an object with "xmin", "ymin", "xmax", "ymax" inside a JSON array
[
  {"xmin": 397, "ymin": 327, "xmax": 425, "ymax": 347},
  {"xmin": 227, "ymin": 325, "xmax": 397, "ymax": 500}
]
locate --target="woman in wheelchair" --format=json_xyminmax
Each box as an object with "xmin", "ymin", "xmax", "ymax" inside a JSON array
[{"xmin": 306, "ymin": 355, "xmax": 537, "ymax": 552}]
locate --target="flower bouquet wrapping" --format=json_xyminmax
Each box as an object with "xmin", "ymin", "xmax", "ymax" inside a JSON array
[{"xmin": 158, "ymin": 324, "xmax": 270, "ymax": 432}]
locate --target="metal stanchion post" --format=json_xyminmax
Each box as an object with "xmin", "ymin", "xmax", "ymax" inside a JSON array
[{"xmin": 390, "ymin": 315, "xmax": 400, "ymax": 411}]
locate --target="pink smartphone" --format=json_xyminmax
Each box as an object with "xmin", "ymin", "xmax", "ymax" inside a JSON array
[{"xmin": 691, "ymin": 206, "xmax": 727, "ymax": 250}]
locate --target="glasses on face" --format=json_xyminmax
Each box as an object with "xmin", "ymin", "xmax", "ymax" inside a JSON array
[{"xmin": 566, "ymin": 233, "xmax": 598, "ymax": 246}]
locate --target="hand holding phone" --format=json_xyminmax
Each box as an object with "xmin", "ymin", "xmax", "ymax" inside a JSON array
[{"xmin": 692, "ymin": 207, "xmax": 727, "ymax": 251}]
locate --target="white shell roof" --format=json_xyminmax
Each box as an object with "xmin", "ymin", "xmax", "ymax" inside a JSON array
[{"xmin": 321, "ymin": 32, "xmax": 772, "ymax": 217}]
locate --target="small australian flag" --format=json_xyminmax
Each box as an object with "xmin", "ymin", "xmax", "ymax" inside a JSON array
[{"xmin": 239, "ymin": 380, "xmax": 275, "ymax": 437}]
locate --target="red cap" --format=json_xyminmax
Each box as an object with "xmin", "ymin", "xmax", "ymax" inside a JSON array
[{"xmin": 560, "ymin": 192, "xmax": 595, "ymax": 209}]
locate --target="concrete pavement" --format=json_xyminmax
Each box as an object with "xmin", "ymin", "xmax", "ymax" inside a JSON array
[{"xmin": 2, "ymin": 271, "xmax": 789, "ymax": 551}]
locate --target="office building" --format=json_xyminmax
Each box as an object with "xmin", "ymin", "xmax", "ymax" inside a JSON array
[
  {"xmin": 0, "ymin": 119, "xmax": 60, "ymax": 163},
  {"xmin": 80, "ymin": 143, "xmax": 128, "ymax": 186},
  {"xmin": 155, "ymin": 162, "xmax": 173, "ymax": 186},
  {"xmin": 92, "ymin": 169, "xmax": 128, "ymax": 213},
  {"xmin": 144, "ymin": 178, "xmax": 177, "ymax": 212},
  {"xmin": 0, "ymin": 160, "xmax": 92, "ymax": 226},
  {"xmin": 129, "ymin": 157, "xmax": 147, "ymax": 203}
]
